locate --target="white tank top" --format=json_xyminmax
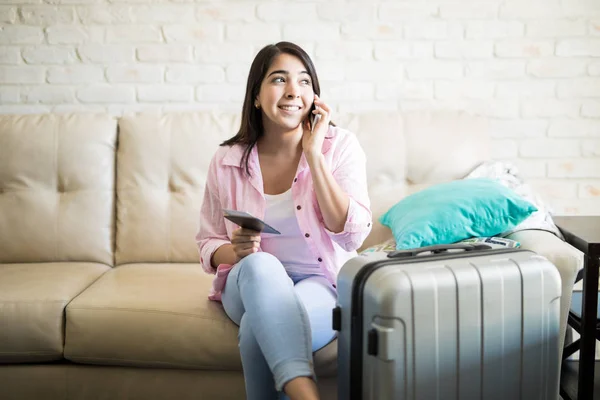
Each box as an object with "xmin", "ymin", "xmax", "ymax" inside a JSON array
[{"xmin": 261, "ymin": 189, "xmax": 323, "ymax": 276}]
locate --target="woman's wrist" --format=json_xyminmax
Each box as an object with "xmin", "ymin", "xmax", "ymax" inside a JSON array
[
  {"xmin": 305, "ymin": 151, "xmax": 324, "ymax": 169},
  {"xmin": 211, "ymin": 244, "xmax": 238, "ymax": 269}
]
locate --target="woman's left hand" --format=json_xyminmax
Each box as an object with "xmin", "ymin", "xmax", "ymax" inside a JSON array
[{"xmin": 302, "ymin": 94, "xmax": 331, "ymax": 160}]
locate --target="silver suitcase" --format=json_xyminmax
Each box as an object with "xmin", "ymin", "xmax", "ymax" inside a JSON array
[{"xmin": 333, "ymin": 243, "xmax": 562, "ymax": 400}]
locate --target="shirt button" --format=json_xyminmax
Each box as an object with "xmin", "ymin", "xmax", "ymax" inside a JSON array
[
  {"xmin": 297, "ymin": 205, "xmax": 301, "ymax": 210},
  {"xmin": 367, "ymin": 222, "xmax": 371, "ymax": 227},
  {"xmin": 318, "ymin": 257, "xmax": 323, "ymax": 262},
  {"xmin": 293, "ymin": 178, "xmax": 298, "ymax": 183},
  {"xmin": 305, "ymin": 233, "xmax": 310, "ymax": 238}
]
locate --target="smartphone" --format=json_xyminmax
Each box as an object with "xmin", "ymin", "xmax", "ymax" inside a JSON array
[
  {"xmin": 223, "ymin": 209, "xmax": 281, "ymax": 234},
  {"xmin": 311, "ymin": 112, "xmax": 321, "ymax": 133},
  {"xmin": 310, "ymin": 99, "xmax": 322, "ymax": 134}
]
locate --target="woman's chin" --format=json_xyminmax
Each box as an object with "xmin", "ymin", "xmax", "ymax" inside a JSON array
[{"xmin": 276, "ymin": 119, "xmax": 303, "ymax": 132}]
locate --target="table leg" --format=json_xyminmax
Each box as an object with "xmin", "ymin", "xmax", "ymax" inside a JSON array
[{"xmin": 578, "ymin": 254, "xmax": 599, "ymax": 399}]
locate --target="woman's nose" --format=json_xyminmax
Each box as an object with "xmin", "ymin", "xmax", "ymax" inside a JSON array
[{"xmin": 286, "ymin": 82, "xmax": 301, "ymax": 98}]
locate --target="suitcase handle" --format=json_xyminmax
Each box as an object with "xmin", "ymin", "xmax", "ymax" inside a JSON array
[{"xmin": 387, "ymin": 243, "xmax": 492, "ymax": 258}]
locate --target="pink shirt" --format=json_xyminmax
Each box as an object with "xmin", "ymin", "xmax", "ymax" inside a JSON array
[{"xmin": 195, "ymin": 126, "xmax": 372, "ymax": 301}]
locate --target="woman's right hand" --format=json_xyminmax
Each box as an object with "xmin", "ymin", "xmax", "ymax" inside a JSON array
[{"xmin": 231, "ymin": 227, "xmax": 261, "ymax": 262}]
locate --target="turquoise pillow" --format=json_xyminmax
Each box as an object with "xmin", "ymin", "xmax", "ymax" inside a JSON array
[{"xmin": 379, "ymin": 178, "xmax": 538, "ymax": 250}]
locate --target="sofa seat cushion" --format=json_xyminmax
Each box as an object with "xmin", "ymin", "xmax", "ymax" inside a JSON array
[
  {"xmin": 65, "ymin": 263, "xmax": 240, "ymax": 370},
  {"xmin": 64, "ymin": 263, "xmax": 337, "ymax": 375},
  {"xmin": 0, "ymin": 262, "xmax": 110, "ymax": 363}
]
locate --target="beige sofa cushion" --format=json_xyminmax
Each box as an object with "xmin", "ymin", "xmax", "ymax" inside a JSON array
[
  {"xmin": 0, "ymin": 262, "xmax": 110, "ymax": 363},
  {"xmin": 115, "ymin": 113, "xmax": 239, "ymax": 264},
  {"xmin": 64, "ymin": 264, "xmax": 243, "ymax": 370},
  {"xmin": 404, "ymin": 110, "xmax": 489, "ymax": 184},
  {"xmin": 0, "ymin": 114, "xmax": 117, "ymax": 265},
  {"xmin": 64, "ymin": 263, "xmax": 337, "ymax": 375},
  {"xmin": 335, "ymin": 112, "xmax": 406, "ymax": 189}
]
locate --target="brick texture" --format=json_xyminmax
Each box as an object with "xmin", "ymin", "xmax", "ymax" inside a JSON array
[{"xmin": 0, "ymin": 0, "xmax": 598, "ymax": 215}]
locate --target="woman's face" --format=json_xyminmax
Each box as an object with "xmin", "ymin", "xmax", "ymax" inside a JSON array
[{"xmin": 255, "ymin": 53, "xmax": 315, "ymax": 133}]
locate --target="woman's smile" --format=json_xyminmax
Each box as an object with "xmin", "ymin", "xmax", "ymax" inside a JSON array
[{"xmin": 278, "ymin": 104, "xmax": 303, "ymax": 114}]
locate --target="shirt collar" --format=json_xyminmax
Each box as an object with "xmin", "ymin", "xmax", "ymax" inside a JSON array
[
  {"xmin": 221, "ymin": 127, "xmax": 336, "ymax": 170},
  {"xmin": 222, "ymin": 144, "xmax": 247, "ymax": 168}
]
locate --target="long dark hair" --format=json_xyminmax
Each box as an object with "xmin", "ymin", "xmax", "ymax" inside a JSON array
[{"xmin": 221, "ymin": 41, "xmax": 325, "ymax": 176}]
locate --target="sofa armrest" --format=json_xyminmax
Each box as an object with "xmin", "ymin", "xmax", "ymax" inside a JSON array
[{"xmin": 505, "ymin": 229, "xmax": 584, "ymax": 360}]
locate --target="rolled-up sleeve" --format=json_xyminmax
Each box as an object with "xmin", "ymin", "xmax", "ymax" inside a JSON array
[
  {"xmin": 195, "ymin": 154, "xmax": 230, "ymax": 274},
  {"xmin": 325, "ymin": 134, "xmax": 372, "ymax": 251}
]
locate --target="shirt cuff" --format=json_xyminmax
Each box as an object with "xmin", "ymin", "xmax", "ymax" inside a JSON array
[
  {"xmin": 200, "ymin": 239, "xmax": 232, "ymax": 274},
  {"xmin": 330, "ymin": 197, "xmax": 372, "ymax": 234},
  {"xmin": 324, "ymin": 197, "xmax": 372, "ymax": 250}
]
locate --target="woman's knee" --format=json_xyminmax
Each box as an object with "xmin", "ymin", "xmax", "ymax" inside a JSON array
[{"xmin": 237, "ymin": 252, "xmax": 287, "ymax": 281}]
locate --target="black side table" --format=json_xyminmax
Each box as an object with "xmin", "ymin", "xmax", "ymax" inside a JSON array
[{"xmin": 554, "ymin": 216, "xmax": 600, "ymax": 400}]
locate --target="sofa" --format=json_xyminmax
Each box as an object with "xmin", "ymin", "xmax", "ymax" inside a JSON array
[{"xmin": 0, "ymin": 110, "xmax": 583, "ymax": 399}]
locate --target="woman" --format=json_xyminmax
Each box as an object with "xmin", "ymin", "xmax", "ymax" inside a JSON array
[{"xmin": 196, "ymin": 41, "xmax": 372, "ymax": 400}]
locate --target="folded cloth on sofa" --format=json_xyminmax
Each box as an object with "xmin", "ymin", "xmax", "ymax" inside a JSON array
[
  {"xmin": 458, "ymin": 236, "xmax": 521, "ymax": 249},
  {"xmin": 464, "ymin": 161, "xmax": 564, "ymax": 240},
  {"xmin": 360, "ymin": 236, "xmax": 520, "ymax": 253},
  {"xmin": 360, "ymin": 237, "xmax": 396, "ymax": 253}
]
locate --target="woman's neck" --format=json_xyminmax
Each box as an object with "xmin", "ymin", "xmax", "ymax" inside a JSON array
[{"xmin": 258, "ymin": 124, "xmax": 303, "ymax": 158}]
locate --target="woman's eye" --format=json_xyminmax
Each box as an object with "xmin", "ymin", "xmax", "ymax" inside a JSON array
[
  {"xmin": 301, "ymin": 79, "xmax": 311, "ymax": 85},
  {"xmin": 272, "ymin": 77, "xmax": 285, "ymax": 83}
]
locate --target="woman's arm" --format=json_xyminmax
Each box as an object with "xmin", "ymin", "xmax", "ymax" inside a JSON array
[
  {"xmin": 306, "ymin": 153, "xmax": 349, "ymax": 233},
  {"xmin": 302, "ymin": 95, "xmax": 371, "ymax": 245},
  {"xmin": 309, "ymin": 133, "xmax": 373, "ymax": 252},
  {"xmin": 196, "ymin": 150, "xmax": 263, "ymax": 271},
  {"xmin": 303, "ymin": 96, "xmax": 350, "ymax": 233},
  {"xmin": 195, "ymin": 153, "xmax": 233, "ymax": 273}
]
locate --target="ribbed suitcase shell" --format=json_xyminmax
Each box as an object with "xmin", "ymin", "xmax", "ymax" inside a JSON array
[{"xmin": 335, "ymin": 246, "xmax": 562, "ymax": 400}]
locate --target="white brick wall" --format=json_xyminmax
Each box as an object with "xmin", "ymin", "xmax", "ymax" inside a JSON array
[{"xmin": 0, "ymin": 0, "xmax": 599, "ymax": 215}]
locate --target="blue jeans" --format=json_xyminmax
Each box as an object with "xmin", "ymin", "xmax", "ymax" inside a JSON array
[{"xmin": 221, "ymin": 252, "xmax": 337, "ymax": 400}]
